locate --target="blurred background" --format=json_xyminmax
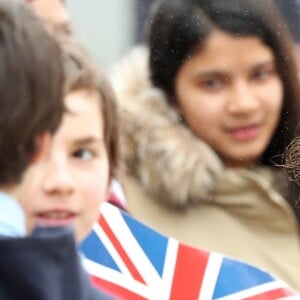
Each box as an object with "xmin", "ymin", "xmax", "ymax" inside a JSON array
[
  {"xmin": 66, "ymin": 0, "xmax": 155, "ymax": 70},
  {"xmin": 66, "ymin": 0, "xmax": 300, "ymax": 70}
]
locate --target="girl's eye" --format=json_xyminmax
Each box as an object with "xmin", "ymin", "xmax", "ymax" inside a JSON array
[
  {"xmin": 198, "ymin": 77, "xmax": 225, "ymax": 91},
  {"xmin": 73, "ymin": 149, "xmax": 94, "ymax": 160},
  {"xmin": 253, "ymin": 70, "xmax": 268, "ymax": 80},
  {"xmin": 252, "ymin": 67, "xmax": 275, "ymax": 82}
]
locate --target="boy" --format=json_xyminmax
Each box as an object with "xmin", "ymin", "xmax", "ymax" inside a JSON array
[
  {"xmin": 0, "ymin": 0, "xmax": 64, "ymax": 237},
  {"xmin": 20, "ymin": 35, "xmax": 120, "ymax": 243},
  {"xmin": 25, "ymin": 0, "xmax": 127, "ymax": 211},
  {"xmin": 0, "ymin": 1, "xmax": 113, "ymax": 299}
]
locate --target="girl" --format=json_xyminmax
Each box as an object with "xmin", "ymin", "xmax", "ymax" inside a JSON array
[{"xmin": 111, "ymin": 0, "xmax": 300, "ymax": 290}]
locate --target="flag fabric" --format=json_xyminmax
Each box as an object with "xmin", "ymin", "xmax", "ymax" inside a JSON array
[
  {"xmin": 80, "ymin": 203, "xmax": 299, "ymax": 300},
  {"xmin": 107, "ymin": 179, "xmax": 127, "ymax": 210}
]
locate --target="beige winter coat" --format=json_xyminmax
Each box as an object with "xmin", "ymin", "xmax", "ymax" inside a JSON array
[{"xmin": 111, "ymin": 47, "xmax": 300, "ymax": 291}]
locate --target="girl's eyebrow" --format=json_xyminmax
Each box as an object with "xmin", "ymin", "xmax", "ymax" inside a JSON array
[
  {"xmin": 252, "ymin": 60, "xmax": 275, "ymax": 69},
  {"xmin": 193, "ymin": 70, "xmax": 224, "ymax": 78},
  {"xmin": 72, "ymin": 137, "xmax": 104, "ymax": 146},
  {"xmin": 191, "ymin": 70, "xmax": 228, "ymax": 81},
  {"xmin": 192, "ymin": 60, "xmax": 276, "ymax": 79}
]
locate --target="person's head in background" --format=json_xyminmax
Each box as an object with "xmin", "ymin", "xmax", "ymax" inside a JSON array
[
  {"xmin": 0, "ymin": 0, "xmax": 64, "ymax": 197},
  {"xmin": 148, "ymin": 0, "xmax": 300, "ymax": 168},
  {"xmin": 283, "ymin": 136, "xmax": 300, "ymax": 208},
  {"xmin": 273, "ymin": 0, "xmax": 300, "ymax": 66},
  {"xmin": 25, "ymin": 0, "xmax": 71, "ymax": 34},
  {"xmin": 20, "ymin": 37, "xmax": 119, "ymax": 242},
  {"xmin": 284, "ymin": 137, "xmax": 300, "ymax": 201}
]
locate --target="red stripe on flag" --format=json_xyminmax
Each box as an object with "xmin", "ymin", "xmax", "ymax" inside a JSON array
[
  {"xmin": 91, "ymin": 275, "xmax": 146, "ymax": 300},
  {"xmin": 243, "ymin": 287, "xmax": 297, "ymax": 300},
  {"xmin": 99, "ymin": 216, "xmax": 146, "ymax": 285},
  {"xmin": 169, "ymin": 244, "xmax": 210, "ymax": 300}
]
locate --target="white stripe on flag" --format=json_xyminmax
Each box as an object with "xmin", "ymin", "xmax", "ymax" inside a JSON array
[
  {"xmin": 198, "ymin": 252, "xmax": 223, "ymax": 300},
  {"xmin": 161, "ymin": 238, "xmax": 179, "ymax": 300}
]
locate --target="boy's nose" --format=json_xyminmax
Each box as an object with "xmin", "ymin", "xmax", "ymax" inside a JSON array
[{"xmin": 42, "ymin": 160, "xmax": 74, "ymax": 196}]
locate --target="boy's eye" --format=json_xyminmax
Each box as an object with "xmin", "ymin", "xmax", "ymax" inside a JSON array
[{"xmin": 73, "ymin": 149, "xmax": 94, "ymax": 160}]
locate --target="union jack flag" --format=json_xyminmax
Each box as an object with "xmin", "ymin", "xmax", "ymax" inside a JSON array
[{"xmin": 80, "ymin": 203, "xmax": 299, "ymax": 300}]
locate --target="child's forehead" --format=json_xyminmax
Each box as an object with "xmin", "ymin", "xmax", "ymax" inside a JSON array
[
  {"xmin": 55, "ymin": 91, "xmax": 105, "ymax": 147},
  {"xmin": 63, "ymin": 89, "xmax": 102, "ymax": 119},
  {"xmin": 65, "ymin": 88, "xmax": 102, "ymax": 107}
]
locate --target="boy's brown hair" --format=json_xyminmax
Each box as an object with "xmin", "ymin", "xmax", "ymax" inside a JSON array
[
  {"xmin": 61, "ymin": 36, "xmax": 119, "ymax": 179},
  {"xmin": 0, "ymin": 0, "xmax": 64, "ymax": 185}
]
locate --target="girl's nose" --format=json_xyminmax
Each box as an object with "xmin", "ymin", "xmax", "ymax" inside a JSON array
[{"xmin": 227, "ymin": 80, "xmax": 260, "ymax": 116}]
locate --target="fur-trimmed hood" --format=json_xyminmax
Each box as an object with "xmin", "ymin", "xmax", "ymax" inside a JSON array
[{"xmin": 111, "ymin": 46, "xmax": 224, "ymax": 206}]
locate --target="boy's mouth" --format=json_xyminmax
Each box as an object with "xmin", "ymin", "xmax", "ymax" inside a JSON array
[{"xmin": 35, "ymin": 210, "xmax": 76, "ymax": 227}]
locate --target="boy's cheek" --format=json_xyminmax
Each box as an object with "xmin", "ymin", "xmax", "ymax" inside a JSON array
[
  {"xmin": 22, "ymin": 207, "xmax": 36, "ymax": 236},
  {"xmin": 18, "ymin": 162, "xmax": 43, "ymax": 208},
  {"xmin": 18, "ymin": 186, "xmax": 40, "ymax": 235},
  {"xmin": 83, "ymin": 182, "xmax": 108, "ymax": 208},
  {"xmin": 81, "ymin": 166, "xmax": 110, "ymax": 204}
]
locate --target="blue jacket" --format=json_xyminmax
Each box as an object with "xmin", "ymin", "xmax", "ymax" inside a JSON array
[{"xmin": 0, "ymin": 227, "xmax": 114, "ymax": 300}]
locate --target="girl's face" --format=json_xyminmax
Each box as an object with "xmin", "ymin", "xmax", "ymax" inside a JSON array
[
  {"xmin": 175, "ymin": 30, "xmax": 283, "ymax": 167},
  {"xmin": 20, "ymin": 89, "xmax": 109, "ymax": 242}
]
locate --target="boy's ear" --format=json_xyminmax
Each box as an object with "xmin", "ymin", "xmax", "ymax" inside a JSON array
[{"xmin": 31, "ymin": 132, "xmax": 51, "ymax": 163}]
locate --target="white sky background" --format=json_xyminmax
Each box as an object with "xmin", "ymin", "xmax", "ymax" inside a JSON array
[{"xmin": 66, "ymin": 0, "xmax": 136, "ymax": 70}]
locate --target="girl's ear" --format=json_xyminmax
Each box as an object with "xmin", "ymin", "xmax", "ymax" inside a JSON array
[
  {"xmin": 172, "ymin": 99, "xmax": 184, "ymax": 122},
  {"xmin": 31, "ymin": 132, "xmax": 51, "ymax": 163}
]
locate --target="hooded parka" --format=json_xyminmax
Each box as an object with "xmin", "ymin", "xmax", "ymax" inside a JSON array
[{"xmin": 111, "ymin": 47, "xmax": 300, "ymax": 291}]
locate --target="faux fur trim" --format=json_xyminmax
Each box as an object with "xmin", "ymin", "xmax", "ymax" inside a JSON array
[{"xmin": 111, "ymin": 46, "xmax": 223, "ymax": 206}]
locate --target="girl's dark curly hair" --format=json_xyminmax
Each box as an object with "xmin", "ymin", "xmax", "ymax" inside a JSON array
[{"xmin": 284, "ymin": 137, "xmax": 300, "ymax": 185}]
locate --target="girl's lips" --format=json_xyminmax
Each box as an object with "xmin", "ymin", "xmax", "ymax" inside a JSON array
[
  {"xmin": 229, "ymin": 125, "xmax": 261, "ymax": 141},
  {"xmin": 35, "ymin": 210, "xmax": 76, "ymax": 227}
]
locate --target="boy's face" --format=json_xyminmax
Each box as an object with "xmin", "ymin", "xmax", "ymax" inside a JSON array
[
  {"xmin": 26, "ymin": 0, "xmax": 71, "ymax": 33},
  {"xmin": 20, "ymin": 89, "xmax": 109, "ymax": 242}
]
